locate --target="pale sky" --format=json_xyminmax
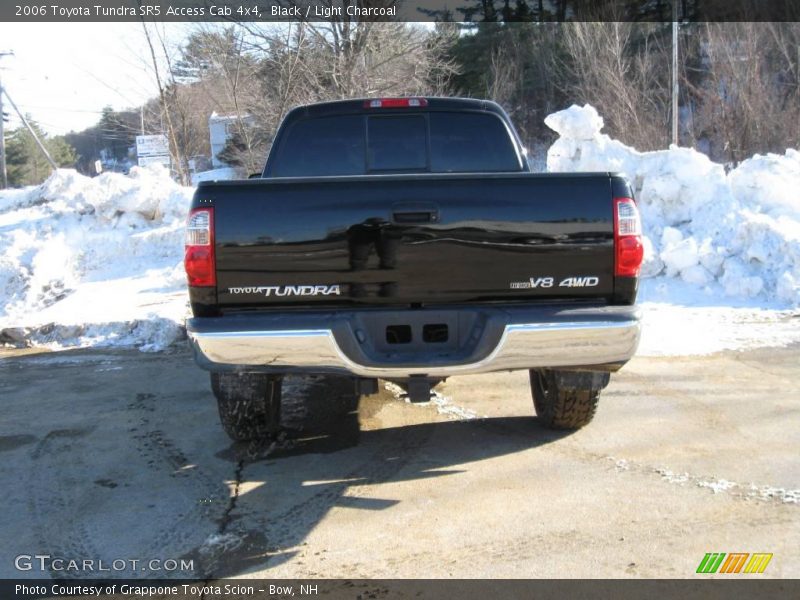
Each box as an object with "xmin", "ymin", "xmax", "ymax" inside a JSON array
[
  {"xmin": 0, "ymin": 22, "xmax": 193, "ymax": 136},
  {"xmin": 0, "ymin": 20, "xmax": 438, "ymax": 137}
]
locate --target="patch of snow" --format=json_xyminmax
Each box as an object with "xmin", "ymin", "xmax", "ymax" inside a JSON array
[
  {"xmin": 0, "ymin": 165, "xmax": 192, "ymax": 351},
  {"xmin": 751, "ymin": 485, "xmax": 799, "ymax": 504},
  {"xmin": 651, "ymin": 466, "xmax": 799, "ymax": 504},
  {"xmin": 383, "ymin": 381, "xmax": 480, "ymax": 420},
  {"xmin": 429, "ymin": 392, "xmax": 480, "ymax": 420},
  {"xmin": 655, "ymin": 467, "xmax": 690, "ymax": 485},
  {"xmin": 698, "ymin": 478, "xmax": 736, "ymax": 494},
  {"xmin": 606, "ymin": 456, "xmax": 630, "ymax": 472},
  {"xmin": 196, "ymin": 532, "xmax": 245, "ymax": 568}
]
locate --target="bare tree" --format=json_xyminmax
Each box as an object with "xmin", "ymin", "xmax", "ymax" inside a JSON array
[
  {"xmin": 476, "ymin": 23, "xmax": 565, "ymax": 144},
  {"xmin": 488, "ymin": 44, "xmax": 522, "ymax": 113},
  {"xmin": 140, "ymin": 22, "xmax": 189, "ymax": 184},
  {"xmin": 684, "ymin": 23, "xmax": 800, "ymax": 164},
  {"xmin": 134, "ymin": 16, "xmax": 457, "ymax": 176},
  {"xmin": 174, "ymin": 25, "xmax": 264, "ymax": 173},
  {"xmin": 559, "ymin": 21, "xmax": 671, "ymax": 150},
  {"xmin": 221, "ymin": 19, "xmax": 457, "ymax": 170}
]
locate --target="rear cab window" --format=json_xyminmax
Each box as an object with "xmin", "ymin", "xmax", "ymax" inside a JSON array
[
  {"xmin": 267, "ymin": 109, "xmax": 523, "ymax": 177},
  {"xmin": 268, "ymin": 115, "xmax": 365, "ymax": 177},
  {"xmin": 367, "ymin": 115, "xmax": 427, "ymax": 171}
]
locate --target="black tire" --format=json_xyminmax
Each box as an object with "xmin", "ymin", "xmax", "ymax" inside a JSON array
[
  {"xmin": 211, "ymin": 372, "xmax": 282, "ymax": 441},
  {"xmin": 529, "ymin": 369, "xmax": 609, "ymax": 430}
]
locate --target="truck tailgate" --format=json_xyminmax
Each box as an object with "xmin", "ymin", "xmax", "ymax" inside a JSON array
[{"xmin": 200, "ymin": 172, "xmax": 615, "ymax": 307}]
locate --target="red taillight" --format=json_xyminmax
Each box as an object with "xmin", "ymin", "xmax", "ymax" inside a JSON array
[
  {"xmin": 364, "ymin": 97, "xmax": 428, "ymax": 109},
  {"xmin": 613, "ymin": 197, "xmax": 644, "ymax": 277},
  {"xmin": 184, "ymin": 207, "xmax": 215, "ymax": 287}
]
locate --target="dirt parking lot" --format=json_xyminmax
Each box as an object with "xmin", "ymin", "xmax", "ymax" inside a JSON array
[{"xmin": 0, "ymin": 344, "xmax": 797, "ymax": 579}]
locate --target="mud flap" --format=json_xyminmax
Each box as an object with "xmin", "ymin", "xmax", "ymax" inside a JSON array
[{"xmin": 551, "ymin": 370, "xmax": 611, "ymax": 392}]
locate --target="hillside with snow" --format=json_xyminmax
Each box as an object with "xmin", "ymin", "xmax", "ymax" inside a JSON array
[{"xmin": 1, "ymin": 108, "xmax": 799, "ymax": 356}]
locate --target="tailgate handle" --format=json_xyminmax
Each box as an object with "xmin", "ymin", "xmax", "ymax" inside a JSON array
[{"xmin": 392, "ymin": 203, "xmax": 439, "ymax": 224}]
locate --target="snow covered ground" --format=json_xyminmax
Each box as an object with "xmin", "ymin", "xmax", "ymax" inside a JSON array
[
  {"xmin": 1, "ymin": 107, "xmax": 799, "ymax": 356},
  {"xmin": 637, "ymin": 282, "xmax": 800, "ymax": 356}
]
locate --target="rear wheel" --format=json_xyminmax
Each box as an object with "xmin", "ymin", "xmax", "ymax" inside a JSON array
[
  {"xmin": 211, "ymin": 372, "xmax": 282, "ymax": 441},
  {"xmin": 529, "ymin": 369, "xmax": 610, "ymax": 430}
]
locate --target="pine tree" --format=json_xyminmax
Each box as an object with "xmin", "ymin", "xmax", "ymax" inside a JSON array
[
  {"xmin": 5, "ymin": 118, "xmax": 76, "ymax": 187},
  {"xmin": 97, "ymin": 106, "xmax": 138, "ymax": 161}
]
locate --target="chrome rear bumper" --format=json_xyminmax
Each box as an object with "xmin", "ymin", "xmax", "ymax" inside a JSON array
[{"xmin": 187, "ymin": 305, "xmax": 640, "ymax": 378}]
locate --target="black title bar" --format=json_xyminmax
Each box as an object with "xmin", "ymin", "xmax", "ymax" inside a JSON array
[
  {"xmin": 4, "ymin": 579, "xmax": 800, "ymax": 600},
  {"xmin": 2, "ymin": 0, "xmax": 800, "ymax": 23}
]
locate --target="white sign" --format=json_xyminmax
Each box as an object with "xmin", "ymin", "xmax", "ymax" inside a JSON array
[
  {"xmin": 137, "ymin": 155, "xmax": 171, "ymax": 168},
  {"xmin": 136, "ymin": 134, "xmax": 169, "ymax": 157}
]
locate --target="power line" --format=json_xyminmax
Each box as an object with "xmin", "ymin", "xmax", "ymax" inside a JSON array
[
  {"xmin": 2, "ymin": 83, "xmax": 58, "ymax": 171},
  {"xmin": 9, "ymin": 105, "xmax": 108, "ymax": 114},
  {"xmin": 0, "ymin": 50, "xmax": 13, "ymax": 189}
]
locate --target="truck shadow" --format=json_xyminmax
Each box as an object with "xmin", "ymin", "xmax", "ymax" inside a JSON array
[
  {"xmin": 194, "ymin": 376, "xmax": 573, "ymax": 578},
  {"xmin": 2, "ymin": 349, "xmax": 571, "ymax": 580}
]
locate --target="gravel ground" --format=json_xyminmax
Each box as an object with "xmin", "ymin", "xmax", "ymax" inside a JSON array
[{"xmin": 0, "ymin": 344, "xmax": 797, "ymax": 579}]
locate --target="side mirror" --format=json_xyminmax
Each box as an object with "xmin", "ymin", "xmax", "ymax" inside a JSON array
[{"xmin": 248, "ymin": 173, "xmax": 262, "ymax": 179}]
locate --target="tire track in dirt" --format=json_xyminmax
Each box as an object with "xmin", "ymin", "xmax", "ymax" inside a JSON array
[
  {"xmin": 26, "ymin": 427, "xmax": 104, "ymax": 579},
  {"xmin": 125, "ymin": 391, "xmax": 230, "ymax": 570},
  {"xmin": 24, "ymin": 388, "xmax": 229, "ymax": 579}
]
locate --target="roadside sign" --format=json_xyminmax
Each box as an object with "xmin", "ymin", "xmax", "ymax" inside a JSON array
[
  {"xmin": 137, "ymin": 155, "xmax": 171, "ymax": 168},
  {"xmin": 136, "ymin": 134, "xmax": 170, "ymax": 168},
  {"xmin": 136, "ymin": 134, "xmax": 169, "ymax": 157}
]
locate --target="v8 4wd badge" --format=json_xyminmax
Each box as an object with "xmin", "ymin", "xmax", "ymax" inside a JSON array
[
  {"xmin": 558, "ymin": 276, "xmax": 600, "ymax": 287},
  {"xmin": 510, "ymin": 276, "xmax": 599, "ymax": 289}
]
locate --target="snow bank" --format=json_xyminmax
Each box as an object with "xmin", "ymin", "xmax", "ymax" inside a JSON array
[
  {"xmin": 0, "ymin": 165, "xmax": 192, "ymax": 351},
  {"xmin": 2, "ymin": 110, "xmax": 799, "ymax": 358},
  {"xmin": 546, "ymin": 104, "xmax": 800, "ymax": 307}
]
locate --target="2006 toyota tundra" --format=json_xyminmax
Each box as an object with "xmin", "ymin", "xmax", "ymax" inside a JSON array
[{"xmin": 184, "ymin": 97, "xmax": 643, "ymax": 440}]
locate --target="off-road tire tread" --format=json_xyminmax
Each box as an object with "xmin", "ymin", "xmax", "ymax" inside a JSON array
[
  {"xmin": 530, "ymin": 370, "xmax": 600, "ymax": 430},
  {"xmin": 211, "ymin": 372, "xmax": 282, "ymax": 441}
]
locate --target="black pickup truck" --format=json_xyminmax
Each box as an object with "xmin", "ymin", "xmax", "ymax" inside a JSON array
[{"xmin": 184, "ymin": 97, "xmax": 643, "ymax": 441}]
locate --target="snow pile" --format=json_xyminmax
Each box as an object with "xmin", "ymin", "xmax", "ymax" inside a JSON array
[
  {"xmin": 546, "ymin": 104, "xmax": 800, "ymax": 305},
  {"xmin": 1, "ymin": 109, "xmax": 799, "ymax": 358},
  {"xmin": 546, "ymin": 104, "xmax": 800, "ymax": 355},
  {"xmin": 0, "ymin": 165, "xmax": 192, "ymax": 351}
]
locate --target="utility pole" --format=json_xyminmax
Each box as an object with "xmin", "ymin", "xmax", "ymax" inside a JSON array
[
  {"xmin": 0, "ymin": 69, "xmax": 7, "ymax": 189},
  {"xmin": 2, "ymin": 86, "xmax": 57, "ymax": 170},
  {"xmin": 671, "ymin": 0, "xmax": 680, "ymax": 147},
  {"xmin": 0, "ymin": 50, "xmax": 13, "ymax": 189}
]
